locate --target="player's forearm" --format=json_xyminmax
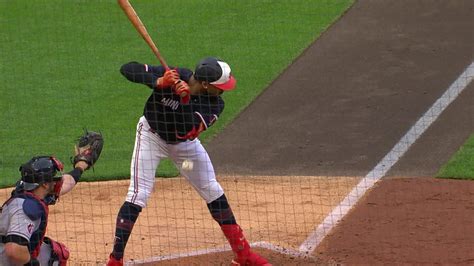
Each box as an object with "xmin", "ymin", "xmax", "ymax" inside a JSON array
[
  {"xmin": 60, "ymin": 162, "xmax": 87, "ymax": 195},
  {"xmin": 4, "ymin": 242, "xmax": 30, "ymax": 264},
  {"xmin": 120, "ymin": 62, "xmax": 160, "ymax": 88},
  {"xmin": 60, "ymin": 174, "xmax": 77, "ymax": 195}
]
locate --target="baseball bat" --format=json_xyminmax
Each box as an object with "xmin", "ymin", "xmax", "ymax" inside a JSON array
[{"xmin": 117, "ymin": 0, "xmax": 169, "ymax": 70}]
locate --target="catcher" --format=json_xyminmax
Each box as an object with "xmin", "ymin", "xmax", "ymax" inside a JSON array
[{"xmin": 0, "ymin": 131, "xmax": 103, "ymax": 266}]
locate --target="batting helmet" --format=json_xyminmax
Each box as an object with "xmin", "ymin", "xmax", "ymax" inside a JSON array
[
  {"xmin": 194, "ymin": 57, "xmax": 236, "ymax": 91},
  {"xmin": 19, "ymin": 156, "xmax": 64, "ymax": 191}
]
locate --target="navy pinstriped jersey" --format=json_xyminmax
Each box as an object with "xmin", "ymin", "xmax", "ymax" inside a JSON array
[{"xmin": 120, "ymin": 62, "xmax": 224, "ymax": 143}]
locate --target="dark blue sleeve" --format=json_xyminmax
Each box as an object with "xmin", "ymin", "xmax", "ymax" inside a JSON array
[
  {"xmin": 22, "ymin": 198, "xmax": 44, "ymax": 221},
  {"xmin": 177, "ymin": 68, "xmax": 193, "ymax": 83},
  {"xmin": 119, "ymin": 62, "xmax": 166, "ymax": 89},
  {"xmin": 120, "ymin": 62, "xmax": 193, "ymax": 89},
  {"xmin": 192, "ymin": 97, "xmax": 225, "ymax": 129}
]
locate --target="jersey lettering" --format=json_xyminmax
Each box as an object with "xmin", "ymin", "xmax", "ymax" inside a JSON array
[{"xmin": 161, "ymin": 98, "xmax": 180, "ymax": 110}]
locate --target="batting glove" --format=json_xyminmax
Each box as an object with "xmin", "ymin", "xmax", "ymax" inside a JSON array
[{"xmin": 157, "ymin": 69, "xmax": 180, "ymax": 89}]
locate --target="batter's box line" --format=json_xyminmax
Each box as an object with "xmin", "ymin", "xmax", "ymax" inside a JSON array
[
  {"xmin": 124, "ymin": 241, "xmax": 314, "ymax": 265},
  {"xmin": 298, "ymin": 61, "xmax": 474, "ymax": 254}
]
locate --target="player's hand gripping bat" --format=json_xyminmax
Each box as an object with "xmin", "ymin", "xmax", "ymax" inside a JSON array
[{"xmin": 117, "ymin": 0, "xmax": 190, "ymax": 101}]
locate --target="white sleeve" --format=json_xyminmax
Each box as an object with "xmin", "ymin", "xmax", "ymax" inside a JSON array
[{"xmin": 6, "ymin": 199, "xmax": 40, "ymax": 241}]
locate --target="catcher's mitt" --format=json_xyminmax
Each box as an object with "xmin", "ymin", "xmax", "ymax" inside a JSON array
[{"xmin": 72, "ymin": 130, "xmax": 104, "ymax": 169}]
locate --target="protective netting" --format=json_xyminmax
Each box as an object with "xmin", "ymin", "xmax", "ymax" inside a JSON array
[{"xmin": 1, "ymin": 0, "xmax": 473, "ymax": 265}]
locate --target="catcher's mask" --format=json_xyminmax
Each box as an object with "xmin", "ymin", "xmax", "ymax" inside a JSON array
[{"xmin": 19, "ymin": 156, "xmax": 64, "ymax": 191}]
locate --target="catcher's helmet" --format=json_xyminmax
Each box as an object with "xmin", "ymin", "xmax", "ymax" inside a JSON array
[{"xmin": 19, "ymin": 156, "xmax": 64, "ymax": 191}]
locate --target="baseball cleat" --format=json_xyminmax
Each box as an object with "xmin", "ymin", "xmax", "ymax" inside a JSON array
[
  {"xmin": 231, "ymin": 251, "xmax": 272, "ymax": 266},
  {"xmin": 106, "ymin": 254, "xmax": 123, "ymax": 266}
]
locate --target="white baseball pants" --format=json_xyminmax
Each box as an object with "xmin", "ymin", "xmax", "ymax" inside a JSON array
[{"xmin": 125, "ymin": 116, "xmax": 224, "ymax": 207}]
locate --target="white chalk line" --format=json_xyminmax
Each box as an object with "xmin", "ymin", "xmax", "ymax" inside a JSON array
[
  {"xmin": 125, "ymin": 241, "xmax": 312, "ymax": 265},
  {"xmin": 124, "ymin": 62, "xmax": 474, "ymax": 264},
  {"xmin": 298, "ymin": 61, "xmax": 474, "ymax": 253},
  {"xmin": 125, "ymin": 245, "xmax": 232, "ymax": 265}
]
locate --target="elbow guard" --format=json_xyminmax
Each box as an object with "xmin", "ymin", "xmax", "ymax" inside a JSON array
[{"xmin": 175, "ymin": 122, "xmax": 205, "ymax": 140}]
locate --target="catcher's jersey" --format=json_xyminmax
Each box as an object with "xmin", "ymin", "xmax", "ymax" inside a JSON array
[
  {"xmin": 120, "ymin": 62, "xmax": 224, "ymax": 143},
  {"xmin": 0, "ymin": 198, "xmax": 41, "ymax": 265}
]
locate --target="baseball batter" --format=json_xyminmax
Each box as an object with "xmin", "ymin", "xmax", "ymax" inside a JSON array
[{"xmin": 107, "ymin": 57, "xmax": 270, "ymax": 266}]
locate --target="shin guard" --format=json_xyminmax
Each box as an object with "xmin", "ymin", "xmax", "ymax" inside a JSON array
[{"xmin": 111, "ymin": 201, "xmax": 142, "ymax": 260}]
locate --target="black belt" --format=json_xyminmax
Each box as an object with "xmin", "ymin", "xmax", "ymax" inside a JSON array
[
  {"xmin": 166, "ymin": 140, "xmax": 184, "ymax": 145},
  {"xmin": 0, "ymin": 235, "xmax": 6, "ymax": 243}
]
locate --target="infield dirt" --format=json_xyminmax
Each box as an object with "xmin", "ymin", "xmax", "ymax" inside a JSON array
[
  {"xmin": 2, "ymin": 0, "xmax": 473, "ymax": 265},
  {"xmin": 206, "ymin": 0, "xmax": 474, "ymax": 264},
  {"xmin": 0, "ymin": 176, "xmax": 360, "ymax": 265}
]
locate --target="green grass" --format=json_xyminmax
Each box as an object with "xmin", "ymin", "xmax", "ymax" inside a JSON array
[
  {"xmin": 437, "ymin": 134, "xmax": 474, "ymax": 179},
  {"xmin": 0, "ymin": 0, "xmax": 354, "ymax": 187}
]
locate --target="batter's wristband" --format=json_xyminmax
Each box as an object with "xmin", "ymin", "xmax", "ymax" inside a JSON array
[{"xmin": 68, "ymin": 167, "xmax": 83, "ymax": 183}]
